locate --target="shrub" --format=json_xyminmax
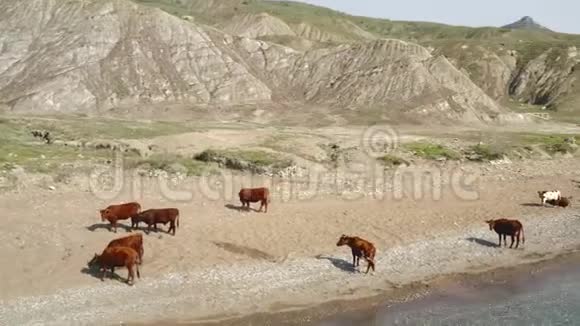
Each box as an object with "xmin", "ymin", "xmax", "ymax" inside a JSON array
[
  {"xmin": 464, "ymin": 144, "xmax": 505, "ymax": 162},
  {"xmin": 194, "ymin": 149, "xmax": 293, "ymax": 174},
  {"xmin": 377, "ymin": 154, "xmax": 410, "ymax": 167},
  {"xmin": 405, "ymin": 142, "xmax": 460, "ymax": 160}
]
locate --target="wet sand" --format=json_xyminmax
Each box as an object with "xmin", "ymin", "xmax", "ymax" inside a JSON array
[
  {"xmin": 315, "ymin": 249, "xmax": 580, "ymax": 326},
  {"xmin": 152, "ymin": 249, "xmax": 580, "ymax": 326}
]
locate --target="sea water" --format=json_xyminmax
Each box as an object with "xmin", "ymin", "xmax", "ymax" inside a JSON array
[{"xmin": 318, "ymin": 260, "xmax": 580, "ymax": 326}]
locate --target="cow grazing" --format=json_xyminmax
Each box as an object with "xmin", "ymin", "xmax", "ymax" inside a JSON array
[
  {"xmin": 239, "ymin": 187, "xmax": 270, "ymax": 213},
  {"xmin": 538, "ymin": 190, "xmax": 561, "ymax": 206},
  {"xmin": 485, "ymin": 218, "xmax": 525, "ymax": 249},
  {"xmin": 131, "ymin": 208, "xmax": 180, "ymax": 235},
  {"xmin": 336, "ymin": 234, "xmax": 376, "ymax": 274},
  {"xmin": 88, "ymin": 246, "xmax": 141, "ymax": 285},
  {"xmin": 546, "ymin": 196, "xmax": 572, "ymax": 208},
  {"xmin": 99, "ymin": 202, "xmax": 141, "ymax": 233},
  {"xmin": 106, "ymin": 233, "xmax": 144, "ymax": 264}
]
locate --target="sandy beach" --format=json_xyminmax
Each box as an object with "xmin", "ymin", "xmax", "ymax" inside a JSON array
[
  {"xmin": 1, "ymin": 158, "xmax": 580, "ymax": 325},
  {"xmin": 175, "ymin": 250, "xmax": 580, "ymax": 326}
]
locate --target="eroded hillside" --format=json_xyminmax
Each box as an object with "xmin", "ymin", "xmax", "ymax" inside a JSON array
[
  {"xmin": 0, "ymin": 0, "xmax": 578, "ymax": 125},
  {"xmin": 0, "ymin": 0, "xmax": 273, "ymax": 113},
  {"xmin": 134, "ymin": 0, "xmax": 580, "ymax": 120}
]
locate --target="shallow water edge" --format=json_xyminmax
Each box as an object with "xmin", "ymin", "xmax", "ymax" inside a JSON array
[{"xmin": 134, "ymin": 247, "xmax": 580, "ymax": 326}]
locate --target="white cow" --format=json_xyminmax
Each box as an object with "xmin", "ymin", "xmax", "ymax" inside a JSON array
[{"xmin": 538, "ymin": 190, "xmax": 561, "ymax": 206}]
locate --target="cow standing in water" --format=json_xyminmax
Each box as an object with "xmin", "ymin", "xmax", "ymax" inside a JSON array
[
  {"xmin": 485, "ymin": 219, "xmax": 525, "ymax": 249},
  {"xmin": 336, "ymin": 234, "xmax": 376, "ymax": 274},
  {"xmin": 239, "ymin": 187, "xmax": 270, "ymax": 213}
]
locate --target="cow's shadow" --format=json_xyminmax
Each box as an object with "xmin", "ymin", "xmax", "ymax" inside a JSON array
[
  {"xmin": 86, "ymin": 223, "xmax": 132, "ymax": 232},
  {"xmin": 224, "ymin": 204, "xmax": 258, "ymax": 212},
  {"xmin": 520, "ymin": 203, "xmax": 545, "ymax": 207},
  {"xmin": 131, "ymin": 225, "xmax": 166, "ymax": 235},
  {"xmin": 315, "ymin": 255, "xmax": 356, "ymax": 273},
  {"xmin": 86, "ymin": 223, "xmax": 164, "ymax": 235},
  {"xmin": 466, "ymin": 237, "xmax": 499, "ymax": 248},
  {"xmin": 81, "ymin": 267, "xmax": 127, "ymax": 284}
]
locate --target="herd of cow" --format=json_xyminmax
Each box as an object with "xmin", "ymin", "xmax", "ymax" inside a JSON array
[
  {"xmin": 86, "ymin": 188, "xmax": 572, "ymax": 285},
  {"xmin": 87, "ymin": 187, "xmax": 270, "ymax": 285},
  {"xmin": 89, "ymin": 203, "xmax": 178, "ymax": 285}
]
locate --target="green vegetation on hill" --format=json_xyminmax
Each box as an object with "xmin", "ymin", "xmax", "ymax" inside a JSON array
[
  {"xmin": 134, "ymin": 0, "xmax": 580, "ymax": 44},
  {"xmin": 133, "ymin": 0, "xmax": 580, "ymax": 115},
  {"xmin": 0, "ymin": 117, "xmax": 193, "ymax": 174}
]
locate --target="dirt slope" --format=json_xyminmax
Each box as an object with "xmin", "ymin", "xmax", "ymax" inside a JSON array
[
  {"xmin": 0, "ymin": 0, "xmax": 272, "ymax": 113},
  {"xmin": 138, "ymin": 0, "xmax": 580, "ymax": 119}
]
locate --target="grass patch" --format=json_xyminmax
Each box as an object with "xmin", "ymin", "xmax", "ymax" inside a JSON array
[
  {"xmin": 0, "ymin": 116, "xmax": 192, "ymax": 143},
  {"xmin": 0, "ymin": 140, "xmax": 116, "ymax": 173},
  {"xmin": 194, "ymin": 148, "xmax": 293, "ymax": 173},
  {"xmin": 0, "ymin": 115, "xmax": 194, "ymax": 174},
  {"xmin": 126, "ymin": 154, "xmax": 207, "ymax": 176},
  {"xmin": 515, "ymin": 133, "xmax": 578, "ymax": 155},
  {"xmin": 502, "ymin": 133, "xmax": 580, "ymax": 155},
  {"xmin": 405, "ymin": 142, "xmax": 460, "ymax": 160},
  {"xmin": 464, "ymin": 144, "xmax": 506, "ymax": 162},
  {"xmin": 377, "ymin": 154, "xmax": 410, "ymax": 167}
]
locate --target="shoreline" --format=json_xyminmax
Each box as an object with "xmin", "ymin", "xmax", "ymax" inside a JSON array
[
  {"xmin": 2, "ymin": 208, "xmax": 579, "ymax": 325},
  {"xmin": 129, "ymin": 209, "xmax": 576, "ymax": 325},
  {"xmin": 164, "ymin": 248, "xmax": 580, "ymax": 326}
]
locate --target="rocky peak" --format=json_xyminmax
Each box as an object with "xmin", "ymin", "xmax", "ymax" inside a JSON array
[{"xmin": 502, "ymin": 16, "xmax": 552, "ymax": 32}]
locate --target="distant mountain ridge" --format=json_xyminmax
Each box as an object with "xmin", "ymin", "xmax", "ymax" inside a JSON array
[{"xmin": 502, "ymin": 16, "xmax": 553, "ymax": 32}]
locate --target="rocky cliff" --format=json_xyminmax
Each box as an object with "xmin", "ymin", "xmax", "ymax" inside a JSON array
[
  {"xmin": 437, "ymin": 43, "xmax": 580, "ymax": 113},
  {"xmin": 162, "ymin": 1, "xmax": 580, "ymax": 117},
  {"xmin": 509, "ymin": 46, "xmax": 580, "ymax": 108},
  {"xmin": 229, "ymin": 38, "xmax": 505, "ymax": 123},
  {"xmin": 0, "ymin": 0, "xmax": 272, "ymax": 114}
]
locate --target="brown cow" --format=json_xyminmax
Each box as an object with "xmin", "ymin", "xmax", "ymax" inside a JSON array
[
  {"xmin": 485, "ymin": 218, "xmax": 525, "ymax": 249},
  {"xmin": 336, "ymin": 234, "xmax": 376, "ymax": 274},
  {"xmin": 546, "ymin": 196, "xmax": 572, "ymax": 208},
  {"xmin": 88, "ymin": 246, "xmax": 141, "ymax": 285},
  {"xmin": 99, "ymin": 202, "xmax": 141, "ymax": 233},
  {"xmin": 131, "ymin": 208, "xmax": 179, "ymax": 235},
  {"xmin": 239, "ymin": 187, "xmax": 270, "ymax": 213},
  {"xmin": 106, "ymin": 233, "xmax": 144, "ymax": 265}
]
